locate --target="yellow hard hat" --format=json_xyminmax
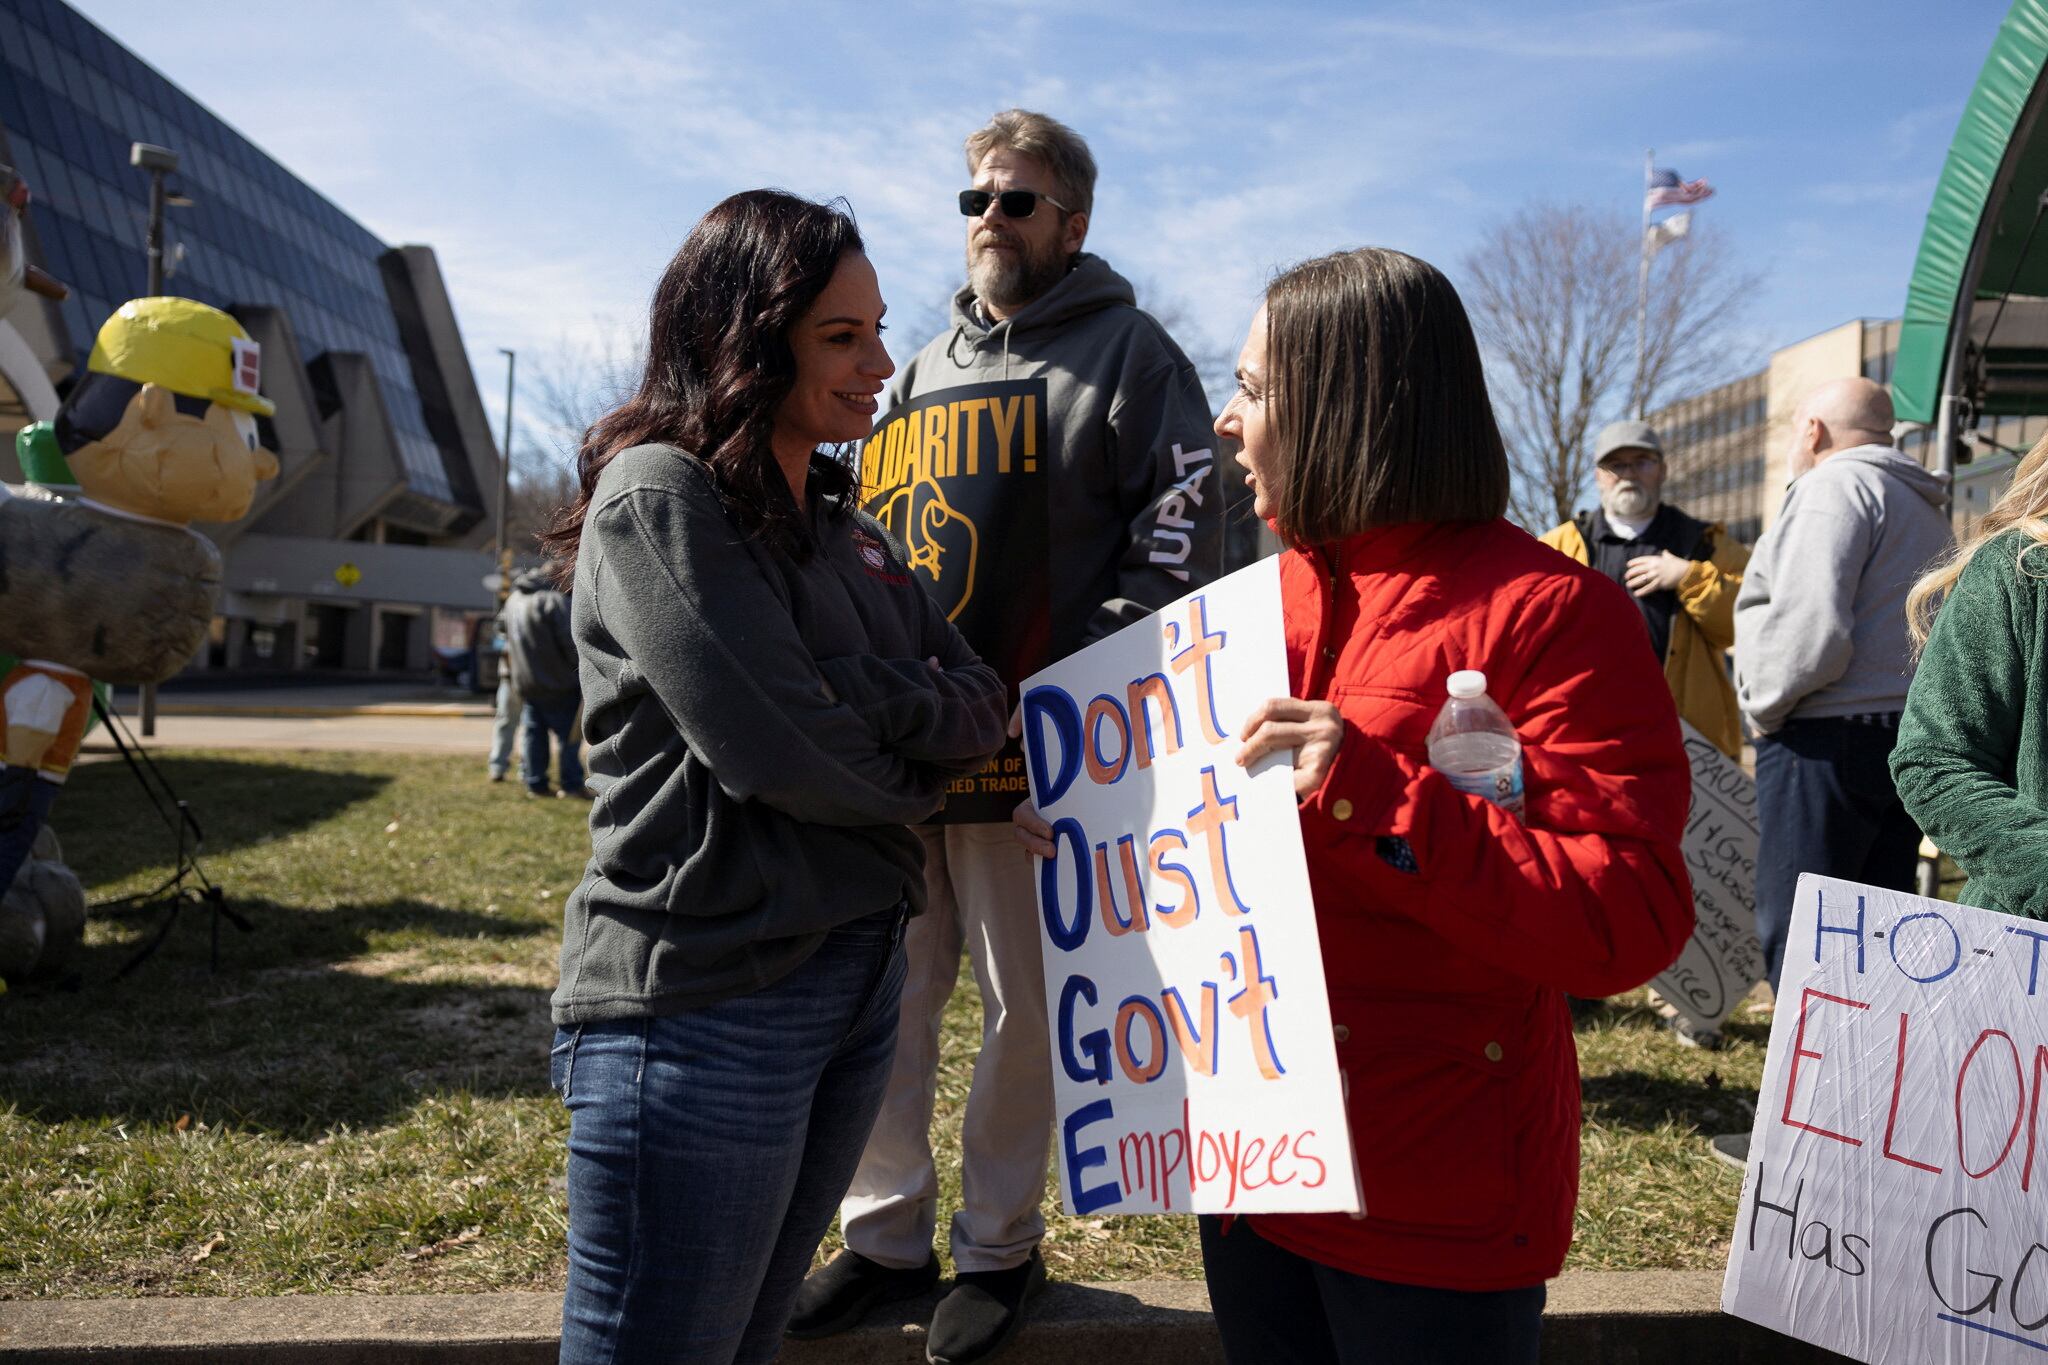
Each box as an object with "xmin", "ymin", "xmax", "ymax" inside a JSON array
[{"xmin": 86, "ymin": 296, "xmax": 276, "ymax": 417}]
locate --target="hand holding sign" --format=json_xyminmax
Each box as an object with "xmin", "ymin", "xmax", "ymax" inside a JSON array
[{"xmin": 1236, "ymin": 697, "xmax": 1343, "ymax": 798}]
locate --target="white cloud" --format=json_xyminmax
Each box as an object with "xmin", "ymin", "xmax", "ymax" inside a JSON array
[{"xmin": 1337, "ymin": 4, "xmax": 1735, "ymax": 61}]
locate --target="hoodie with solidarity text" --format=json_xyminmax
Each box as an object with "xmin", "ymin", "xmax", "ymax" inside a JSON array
[{"xmin": 877, "ymin": 252, "xmax": 1223, "ymax": 682}]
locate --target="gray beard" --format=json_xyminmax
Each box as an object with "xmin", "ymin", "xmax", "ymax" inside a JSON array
[
  {"xmin": 1601, "ymin": 484, "xmax": 1657, "ymax": 521},
  {"xmin": 968, "ymin": 238, "xmax": 1069, "ymax": 315}
]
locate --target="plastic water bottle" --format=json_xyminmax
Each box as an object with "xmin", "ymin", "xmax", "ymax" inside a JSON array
[{"xmin": 1426, "ymin": 670, "xmax": 1525, "ymax": 821}]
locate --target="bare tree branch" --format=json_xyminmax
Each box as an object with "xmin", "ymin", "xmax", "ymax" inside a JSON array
[
  {"xmin": 1129, "ymin": 278, "xmax": 1236, "ymax": 414},
  {"xmin": 1460, "ymin": 203, "xmax": 1764, "ymax": 530},
  {"xmin": 504, "ymin": 325, "xmax": 642, "ymax": 556}
]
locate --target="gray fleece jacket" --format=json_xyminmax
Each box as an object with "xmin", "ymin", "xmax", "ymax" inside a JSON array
[
  {"xmin": 1734, "ymin": 444, "xmax": 1952, "ymax": 734},
  {"xmin": 551, "ymin": 445, "xmax": 1007, "ymax": 1022}
]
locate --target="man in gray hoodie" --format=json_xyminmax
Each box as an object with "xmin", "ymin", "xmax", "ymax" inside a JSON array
[
  {"xmin": 502, "ymin": 569, "xmax": 585, "ymax": 799},
  {"xmin": 1734, "ymin": 378, "xmax": 1951, "ymax": 995},
  {"xmin": 792, "ymin": 110, "xmax": 1223, "ymax": 1363}
]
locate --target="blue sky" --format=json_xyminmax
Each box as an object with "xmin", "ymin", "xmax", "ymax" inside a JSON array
[{"xmin": 70, "ymin": 0, "xmax": 2009, "ymax": 445}]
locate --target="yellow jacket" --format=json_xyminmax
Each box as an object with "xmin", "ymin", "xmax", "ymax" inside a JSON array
[{"xmin": 1539, "ymin": 513, "xmax": 1749, "ymax": 758}]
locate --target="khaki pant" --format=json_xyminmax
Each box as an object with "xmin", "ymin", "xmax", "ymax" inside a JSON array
[{"xmin": 839, "ymin": 822, "xmax": 1052, "ymax": 1273}]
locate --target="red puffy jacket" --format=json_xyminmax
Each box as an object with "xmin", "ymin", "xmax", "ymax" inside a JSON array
[{"xmin": 1242, "ymin": 518, "xmax": 1694, "ymax": 1291}]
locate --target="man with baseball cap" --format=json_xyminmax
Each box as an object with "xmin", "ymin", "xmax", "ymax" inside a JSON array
[{"xmin": 1541, "ymin": 418, "xmax": 1749, "ymax": 758}]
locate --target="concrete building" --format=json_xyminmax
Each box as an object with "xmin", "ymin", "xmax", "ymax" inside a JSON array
[
  {"xmin": 1648, "ymin": 372, "xmax": 1767, "ymax": 545},
  {"xmin": 1645, "ymin": 317, "xmax": 2021, "ymax": 546},
  {"xmin": 0, "ymin": 0, "xmax": 502, "ymax": 675}
]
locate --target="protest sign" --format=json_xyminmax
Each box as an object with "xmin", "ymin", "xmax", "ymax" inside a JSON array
[
  {"xmin": 1722, "ymin": 875, "xmax": 2048, "ymax": 1362},
  {"xmin": 1020, "ymin": 556, "xmax": 1359, "ymax": 1216},
  {"xmin": 1650, "ymin": 723, "xmax": 1765, "ymax": 1036},
  {"xmin": 859, "ymin": 381, "xmax": 1049, "ymax": 821}
]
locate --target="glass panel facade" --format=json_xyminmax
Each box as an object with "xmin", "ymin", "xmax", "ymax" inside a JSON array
[{"xmin": 0, "ymin": 0, "xmax": 466, "ymax": 505}]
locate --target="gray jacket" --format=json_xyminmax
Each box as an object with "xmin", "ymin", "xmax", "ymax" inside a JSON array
[
  {"xmin": 1734, "ymin": 444, "xmax": 1952, "ymax": 733},
  {"xmin": 552, "ymin": 445, "xmax": 1006, "ymax": 1022},
  {"xmin": 501, "ymin": 571, "xmax": 578, "ymax": 707}
]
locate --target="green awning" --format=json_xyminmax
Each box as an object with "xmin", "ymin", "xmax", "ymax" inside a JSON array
[{"xmin": 1895, "ymin": 0, "xmax": 2048, "ymax": 423}]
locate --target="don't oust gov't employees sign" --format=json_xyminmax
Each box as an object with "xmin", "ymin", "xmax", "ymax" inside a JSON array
[
  {"xmin": 1723, "ymin": 875, "xmax": 2048, "ymax": 1362},
  {"xmin": 1019, "ymin": 557, "xmax": 1359, "ymax": 1217}
]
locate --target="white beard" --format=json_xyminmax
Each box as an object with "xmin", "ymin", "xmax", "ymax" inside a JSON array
[
  {"xmin": 1601, "ymin": 483, "xmax": 1656, "ymax": 521},
  {"xmin": 967, "ymin": 235, "xmax": 1067, "ymax": 314}
]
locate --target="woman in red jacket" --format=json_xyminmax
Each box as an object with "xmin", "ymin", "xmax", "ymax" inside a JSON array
[{"xmin": 1017, "ymin": 247, "xmax": 1693, "ymax": 1363}]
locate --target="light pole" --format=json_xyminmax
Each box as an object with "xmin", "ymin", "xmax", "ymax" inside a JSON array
[
  {"xmin": 131, "ymin": 142, "xmax": 181, "ymax": 297},
  {"xmin": 495, "ymin": 351, "xmax": 516, "ymax": 690},
  {"xmin": 131, "ymin": 141, "xmax": 186, "ymax": 735}
]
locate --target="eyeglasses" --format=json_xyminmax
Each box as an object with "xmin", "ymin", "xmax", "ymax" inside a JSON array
[
  {"xmin": 1598, "ymin": 454, "xmax": 1662, "ymax": 475},
  {"xmin": 958, "ymin": 188, "xmax": 1073, "ymax": 219}
]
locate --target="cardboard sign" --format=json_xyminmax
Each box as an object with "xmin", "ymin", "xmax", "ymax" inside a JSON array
[
  {"xmin": 1723, "ymin": 875, "xmax": 2048, "ymax": 1362},
  {"xmin": 1651, "ymin": 723, "xmax": 1765, "ymax": 1034},
  {"xmin": 1020, "ymin": 557, "xmax": 1360, "ymax": 1216},
  {"xmin": 860, "ymin": 380, "xmax": 1050, "ymax": 822}
]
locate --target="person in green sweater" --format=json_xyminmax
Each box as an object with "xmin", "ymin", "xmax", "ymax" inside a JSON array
[{"xmin": 1893, "ymin": 440, "xmax": 2048, "ymax": 918}]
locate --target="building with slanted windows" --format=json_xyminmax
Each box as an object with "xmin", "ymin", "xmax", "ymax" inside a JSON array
[{"xmin": 0, "ymin": 0, "xmax": 502, "ymax": 675}]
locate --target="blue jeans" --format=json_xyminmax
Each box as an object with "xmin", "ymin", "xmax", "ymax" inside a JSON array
[
  {"xmin": 554, "ymin": 906, "xmax": 910, "ymax": 1365},
  {"xmin": 1753, "ymin": 715, "xmax": 1921, "ymax": 994},
  {"xmin": 1199, "ymin": 1217, "xmax": 1544, "ymax": 1364},
  {"xmin": 521, "ymin": 696, "xmax": 582, "ymax": 793},
  {"xmin": 488, "ymin": 676, "xmax": 520, "ymax": 778},
  {"xmin": 0, "ymin": 768, "xmax": 59, "ymax": 895}
]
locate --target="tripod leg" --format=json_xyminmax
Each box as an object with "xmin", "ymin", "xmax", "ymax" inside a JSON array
[{"xmin": 116, "ymin": 893, "xmax": 184, "ymax": 980}]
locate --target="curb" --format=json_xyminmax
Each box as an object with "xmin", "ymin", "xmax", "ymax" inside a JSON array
[
  {"xmin": 151, "ymin": 705, "xmax": 492, "ymax": 720},
  {"xmin": 0, "ymin": 1272, "xmax": 1850, "ymax": 1363}
]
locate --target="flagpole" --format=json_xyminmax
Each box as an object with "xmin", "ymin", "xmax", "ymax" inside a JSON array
[{"xmin": 1636, "ymin": 148, "xmax": 1652, "ymax": 419}]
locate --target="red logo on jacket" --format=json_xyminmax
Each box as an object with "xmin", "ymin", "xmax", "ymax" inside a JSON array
[{"xmin": 852, "ymin": 528, "xmax": 910, "ymax": 585}]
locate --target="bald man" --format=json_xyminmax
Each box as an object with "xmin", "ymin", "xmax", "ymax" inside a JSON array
[{"xmin": 1734, "ymin": 377, "xmax": 1952, "ymax": 994}]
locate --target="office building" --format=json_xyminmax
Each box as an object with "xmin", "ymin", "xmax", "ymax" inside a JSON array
[{"xmin": 0, "ymin": 0, "xmax": 502, "ymax": 674}]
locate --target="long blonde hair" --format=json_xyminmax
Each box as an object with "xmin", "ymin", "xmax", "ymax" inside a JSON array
[{"xmin": 1908, "ymin": 433, "xmax": 2048, "ymax": 649}]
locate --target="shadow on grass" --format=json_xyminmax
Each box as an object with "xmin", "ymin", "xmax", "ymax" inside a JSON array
[
  {"xmin": 816, "ymin": 1279, "xmax": 1214, "ymax": 1341},
  {"xmin": 1581, "ymin": 1070, "xmax": 1758, "ymax": 1134},
  {"xmin": 52, "ymin": 755, "xmax": 390, "ymax": 890},
  {"xmin": 0, "ymin": 895, "xmax": 557, "ymax": 1138}
]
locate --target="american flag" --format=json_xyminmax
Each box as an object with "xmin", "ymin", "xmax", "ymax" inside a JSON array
[{"xmin": 1645, "ymin": 168, "xmax": 1714, "ymax": 211}]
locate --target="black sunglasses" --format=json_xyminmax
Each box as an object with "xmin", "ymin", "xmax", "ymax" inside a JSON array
[{"xmin": 958, "ymin": 188, "xmax": 1073, "ymax": 219}]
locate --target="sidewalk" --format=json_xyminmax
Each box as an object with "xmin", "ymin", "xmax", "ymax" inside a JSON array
[
  {"xmin": 132, "ymin": 680, "xmax": 495, "ymax": 718},
  {"xmin": 82, "ymin": 682, "xmax": 495, "ymax": 756},
  {"xmin": 0, "ymin": 1273, "xmax": 1847, "ymax": 1363}
]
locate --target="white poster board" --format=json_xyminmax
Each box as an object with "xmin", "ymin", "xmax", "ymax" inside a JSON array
[
  {"xmin": 1651, "ymin": 723, "xmax": 1765, "ymax": 1035},
  {"xmin": 1020, "ymin": 556, "xmax": 1360, "ymax": 1216},
  {"xmin": 1723, "ymin": 874, "xmax": 2048, "ymax": 1362}
]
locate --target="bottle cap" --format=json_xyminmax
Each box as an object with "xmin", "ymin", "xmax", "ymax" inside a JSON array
[{"xmin": 1446, "ymin": 670, "xmax": 1487, "ymax": 699}]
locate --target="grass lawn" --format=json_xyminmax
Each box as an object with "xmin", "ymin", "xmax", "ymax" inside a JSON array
[{"xmin": 5, "ymin": 747, "xmax": 1770, "ymax": 1297}]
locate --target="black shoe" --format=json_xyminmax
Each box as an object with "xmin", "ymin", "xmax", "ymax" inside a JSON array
[
  {"xmin": 785, "ymin": 1248, "xmax": 940, "ymax": 1340},
  {"xmin": 926, "ymin": 1248, "xmax": 1047, "ymax": 1364}
]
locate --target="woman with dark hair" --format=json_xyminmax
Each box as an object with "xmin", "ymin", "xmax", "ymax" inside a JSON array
[
  {"xmin": 1016, "ymin": 247, "xmax": 1695, "ymax": 1363},
  {"xmin": 545, "ymin": 190, "xmax": 1007, "ymax": 1365}
]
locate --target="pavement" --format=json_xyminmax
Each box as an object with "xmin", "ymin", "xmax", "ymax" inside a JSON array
[
  {"xmin": 80, "ymin": 681, "xmax": 495, "ymax": 757},
  {"xmin": 0, "ymin": 1272, "xmax": 1852, "ymax": 1363}
]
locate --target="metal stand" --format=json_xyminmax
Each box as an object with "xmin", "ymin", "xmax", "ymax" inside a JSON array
[{"xmin": 87, "ymin": 694, "xmax": 250, "ymax": 976}]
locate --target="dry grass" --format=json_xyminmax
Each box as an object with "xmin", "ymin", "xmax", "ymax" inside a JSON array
[{"xmin": 3, "ymin": 748, "xmax": 1773, "ymax": 1295}]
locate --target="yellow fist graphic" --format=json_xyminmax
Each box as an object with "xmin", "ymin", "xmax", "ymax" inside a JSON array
[{"xmin": 874, "ymin": 476, "xmax": 980, "ymax": 622}]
